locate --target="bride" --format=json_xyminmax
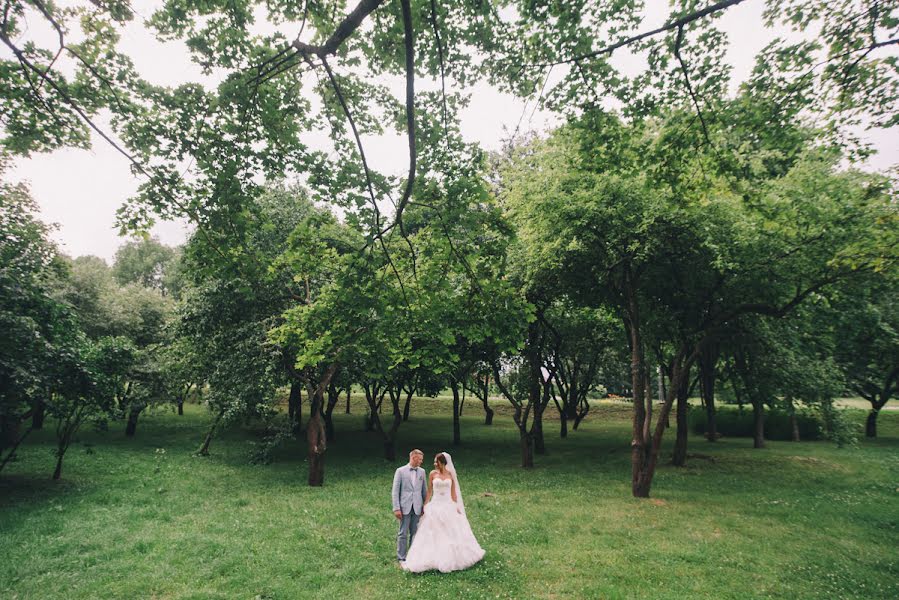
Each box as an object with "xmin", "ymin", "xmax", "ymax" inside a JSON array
[{"xmin": 401, "ymin": 452, "xmax": 485, "ymax": 573}]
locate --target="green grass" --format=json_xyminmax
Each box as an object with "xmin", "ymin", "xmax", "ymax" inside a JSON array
[{"xmin": 2, "ymin": 398, "xmax": 897, "ymax": 600}]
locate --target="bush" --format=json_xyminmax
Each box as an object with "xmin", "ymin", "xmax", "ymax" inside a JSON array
[
  {"xmin": 817, "ymin": 401, "xmax": 860, "ymax": 448},
  {"xmin": 689, "ymin": 406, "xmax": 823, "ymax": 441}
]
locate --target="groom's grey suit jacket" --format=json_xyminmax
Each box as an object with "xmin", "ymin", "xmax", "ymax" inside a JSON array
[{"xmin": 392, "ymin": 465, "xmax": 427, "ymax": 515}]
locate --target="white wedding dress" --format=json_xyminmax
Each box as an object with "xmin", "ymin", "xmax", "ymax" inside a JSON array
[{"xmin": 401, "ymin": 466, "xmax": 485, "ymax": 573}]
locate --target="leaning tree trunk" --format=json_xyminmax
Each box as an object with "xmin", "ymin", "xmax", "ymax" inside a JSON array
[
  {"xmin": 573, "ymin": 396, "xmax": 589, "ymax": 430},
  {"xmin": 125, "ymin": 403, "xmax": 145, "ymax": 437},
  {"xmin": 52, "ymin": 408, "xmax": 83, "ymax": 480},
  {"xmin": 52, "ymin": 448, "xmax": 65, "ymax": 480},
  {"xmin": 671, "ymin": 369, "xmax": 690, "ymax": 467},
  {"xmin": 402, "ymin": 388, "xmax": 412, "ymax": 422},
  {"xmin": 177, "ymin": 383, "xmax": 192, "ymax": 416},
  {"xmin": 451, "ymin": 381, "xmax": 462, "ymax": 446},
  {"xmin": 32, "ymin": 396, "xmax": 46, "ymax": 430},
  {"xmin": 197, "ymin": 410, "xmax": 224, "ymax": 456},
  {"xmin": 751, "ymin": 397, "xmax": 765, "ymax": 449},
  {"xmin": 699, "ymin": 344, "xmax": 719, "ymax": 442}
]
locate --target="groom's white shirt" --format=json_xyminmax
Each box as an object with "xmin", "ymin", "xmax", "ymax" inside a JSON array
[{"xmin": 392, "ymin": 464, "xmax": 426, "ymax": 515}]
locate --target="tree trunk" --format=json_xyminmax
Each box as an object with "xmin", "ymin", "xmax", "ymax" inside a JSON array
[
  {"xmin": 633, "ymin": 353, "xmax": 688, "ymax": 497},
  {"xmin": 533, "ymin": 382, "xmax": 550, "ymax": 454},
  {"xmin": 532, "ymin": 408, "xmax": 545, "ymax": 454},
  {"xmin": 866, "ymin": 408, "xmax": 879, "ymax": 438},
  {"xmin": 177, "ymin": 383, "xmax": 192, "ymax": 416},
  {"xmin": 752, "ymin": 397, "xmax": 765, "ymax": 449},
  {"xmin": 672, "ymin": 369, "xmax": 689, "ymax": 467},
  {"xmin": 481, "ymin": 376, "xmax": 494, "ymax": 425},
  {"xmin": 307, "ymin": 411, "xmax": 326, "ymax": 486},
  {"xmin": 625, "ymin": 277, "xmax": 651, "ymax": 498},
  {"xmin": 520, "ymin": 429, "xmax": 534, "ymax": 468},
  {"xmin": 324, "ymin": 383, "xmax": 339, "ymax": 443},
  {"xmin": 573, "ymin": 398, "xmax": 589, "ymax": 430},
  {"xmin": 565, "ymin": 380, "xmax": 578, "ymax": 421},
  {"xmin": 52, "ymin": 409, "xmax": 81, "ymax": 481},
  {"xmin": 402, "ymin": 388, "xmax": 412, "ymax": 422},
  {"xmin": 52, "ymin": 449, "xmax": 65, "ymax": 480},
  {"xmin": 451, "ymin": 381, "xmax": 462, "ymax": 446},
  {"xmin": 345, "ymin": 387, "xmax": 351, "ymax": 414},
  {"xmin": 560, "ymin": 412, "xmax": 568, "ymax": 438},
  {"xmin": 459, "ymin": 384, "xmax": 465, "ymax": 417},
  {"xmin": 384, "ymin": 440, "xmax": 397, "ymax": 461},
  {"xmin": 197, "ymin": 410, "xmax": 224, "ymax": 456},
  {"xmin": 32, "ymin": 397, "xmax": 46, "ymax": 429},
  {"xmin": 308, "ymin": 364, "xmax": 340, "ymax": 485},
  {"xmin": 381, "ymin": 387, "xmax": 404, "ymax": 461},
  {"xmin": 787, "ymin": 397, "xmax": 800, "ymax": 442},
  {"xmin": 699, "ymin": 344, "xmax": 719, "ymax": 442},
  {"xmin": 288, "ymin": 381, "xmax": 303, "ymax": 436},
  {"xmin": 125, "ymin": 404, "xmax": 145, "ymax": 437},
  {"xmin": 0, "ymin": 426, "xmax": 32, "ymax": 473},
  {"xmin": 658, "ymin": 365, "xmax": 668, "ymax": 428}
]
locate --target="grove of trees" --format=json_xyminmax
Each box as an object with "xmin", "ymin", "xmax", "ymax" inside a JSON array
[{"xmin": 2, "ymin": 0, "xmax": 897, "ymax": 497}]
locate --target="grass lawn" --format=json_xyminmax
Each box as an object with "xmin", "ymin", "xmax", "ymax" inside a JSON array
[{"xmin": 1, "ymin": 398, "xmax": 897, "ymax": 599}]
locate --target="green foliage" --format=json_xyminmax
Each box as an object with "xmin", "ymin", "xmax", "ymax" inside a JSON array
[
  {"xmin": 112, "ymin": 237, "xmax": 180, "ymax": 297},
  {"xmin": 818, "ymin": 399, "xmax": 862, "ymax": 449}
]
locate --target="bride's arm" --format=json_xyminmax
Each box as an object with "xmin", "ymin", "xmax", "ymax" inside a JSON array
[
  {"xmin": 451, "ymin": 478, "xmax": 457, "ymax": 503},
  {"xmin": 424, "ymin": 471, "xmax": 435, "ymax": 505}
]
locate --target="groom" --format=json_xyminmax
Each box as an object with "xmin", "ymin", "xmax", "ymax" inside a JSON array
[{"xmin": 391, "ymin": 448, "xmax": 427, "ymax": 563}]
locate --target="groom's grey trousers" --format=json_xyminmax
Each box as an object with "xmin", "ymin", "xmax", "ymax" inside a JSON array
[{"xmin": 396, "ymin": 512, "xmax": 420, "ymax": 562}]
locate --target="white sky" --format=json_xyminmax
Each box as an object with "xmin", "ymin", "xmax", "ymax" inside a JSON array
[{"xmin": 6, "ymin": 0, "xmax": 898, "ymax": 262}]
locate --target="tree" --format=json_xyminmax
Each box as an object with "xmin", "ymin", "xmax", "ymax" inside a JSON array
[
  {"xmin": 45, "ymin": 334, "xmax": 107, "ymax": 480},
  {"xmin": 0, "ymin": 160, "xmax": 85, "ymax": 472},
  {"xmin": 499, "ymin": 106, "xmax": 898, "ymax": 496},
  {"xmin": 113, "ymin": 237, "xmax": 179, "ymax": 296},
  {"xmin": 832, "ymin": 273, "xmax": 899, "ymax": 437},
  {"xmin": 543, "ymin": 302, "xmax": 622, "ymax": 437}
]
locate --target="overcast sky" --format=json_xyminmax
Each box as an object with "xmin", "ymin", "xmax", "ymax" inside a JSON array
[{"xmin": 7, "ymin": 0, "xmax": 898, "ymax": 263}]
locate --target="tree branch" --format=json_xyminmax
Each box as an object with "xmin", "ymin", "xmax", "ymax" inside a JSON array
[
  {"xmin": 291, "ymin": 0, "xmax": 384, "ymax": 58},
  {"xmin": 673, "ymin": 25, "xmax": 712, "ymax": 147},
  {"xmin": 522, "ymin": 0, "xmax": 747, "ymax": 68}
]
